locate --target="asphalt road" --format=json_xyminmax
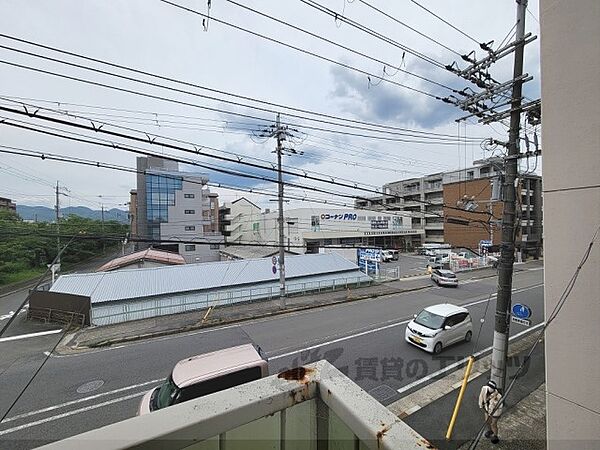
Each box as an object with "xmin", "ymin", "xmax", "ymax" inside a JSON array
[{"xmin": 0, "ymin": 265, "xmax": 544, "ymax": 449}]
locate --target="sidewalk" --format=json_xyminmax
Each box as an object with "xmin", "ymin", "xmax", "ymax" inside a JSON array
[
  {"xmin": 60, "ymin": 264, "xmax": 509, "ymax": 351},
  {"xmin": 388, "ymin": 330, "xmax": 546, "ymax": 449}
]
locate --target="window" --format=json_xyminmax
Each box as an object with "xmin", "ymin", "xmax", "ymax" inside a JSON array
[
  {"xmin": 184, "ymin": 244, "xmax": 196, "ymax": 251},
  {"xmin": 184, "ymin": 193, "xmax": 195, "ymax": 199},
  {"xmin": 184, "ymin": 209, "xmax": 195, "ymax": 214},
  {"xmin": 467, "ymin": 171, "xmax": 475, "ymax": 180},
  {"xmin": 174, "ymin": 366, "xmax": 262, "ymax": 405},
  {"xmin": 445, "ymin": 313, "xmax": 468, "ymax": 328},
  {"xmin": 210, "ymin": 244, "xmax": 220, "ymax": 250},
  {"xmin": 252, "ymin": 222, "xmax": 259, "ymax": 231},
  {"xmin": 184, "ymin": 226, "xmax": 196, "ymax": 231}
]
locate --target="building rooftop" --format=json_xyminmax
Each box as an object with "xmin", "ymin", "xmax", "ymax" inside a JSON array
[
  {"xmin": 51, "ymin": 252, "xmax": 364, "ymax": 304},
  {"xmin": 96, "ymin": 248, "xmax": 186, "ymax": 272},
  {"xmin": 219, "ymin": 245, "xmax": 298, "ymax": 260}
]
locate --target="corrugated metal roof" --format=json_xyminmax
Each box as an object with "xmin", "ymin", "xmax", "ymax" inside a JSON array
[{"xmin": 51, "ymin": 253, "xmax": 362, "ymax": 304}]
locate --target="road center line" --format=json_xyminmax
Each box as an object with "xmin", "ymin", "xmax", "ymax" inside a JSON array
[
  {"xmin": 0, "ymin": 329, "xmax": 62, "ymax": 343},
  {"xmin": 269, "ymin": 283, "xmax": 543, "ymax": 360},
  {"xmin": 1, "ymin": 378, "xmax": 163, "ymax": 424},
  {"xmin": 0, "ymin": 392, "xmax": 147, "ymax": 436}
]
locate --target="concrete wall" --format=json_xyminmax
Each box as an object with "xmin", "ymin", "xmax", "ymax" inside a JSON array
[{"xmin": 541, "ymin": 1, "xmax": 600, "ymax": 448}]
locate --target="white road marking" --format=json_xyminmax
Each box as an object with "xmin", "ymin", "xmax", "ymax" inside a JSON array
[
  {"xmin": 269, "ymin": 283, "xmax": 544, "ymax": 360},
  {"xmin": 51, "ymin": 273, "xmax": 544, "ymax": 359},
  {"xmin": 396, "ymin": 321, "xmax": 545, "ymax": 395},
  {"xmin": 0, "ymin": 329, "xmax": 62, "ymax": 343},
  {"xmin": 0, "ymin": 392, "xmax": 146, "ymax": 436},
  {"xmin": 1, "ymin": 378, "xmax": 163, "ymax": 424},
  {"xmin": 0, "ymin": 309, "xmax": 26, "ymax": 322}
]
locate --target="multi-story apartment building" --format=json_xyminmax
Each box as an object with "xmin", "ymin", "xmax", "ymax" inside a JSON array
[
  {"xmin": 355, "ymin": 161, "xmax": 542, "ymax": 256},
  {"xmin": 133, "ymin": 157, "xmax": 223, "ymax": 263}
]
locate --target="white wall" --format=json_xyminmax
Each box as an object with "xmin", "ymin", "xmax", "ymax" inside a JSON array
[{"xmin": 541, "ymin": 1, "xmax": 600, "ymax": 448}]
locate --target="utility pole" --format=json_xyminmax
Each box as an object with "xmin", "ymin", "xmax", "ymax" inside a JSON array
[
  {"xmin": 275, "ymin": 113, "xmax": 287, "ymax": 305},
  {"xmin": 55, "ymin": 181, "xmax": 61, "ymax": 265},
  {"xmin": 257, "ymin": 114, "xmax": 302, "ymax": 307},
  {"xmin": 490, "ymin": 0, "xmax": 528, "ymax": 393},
  {"xmin": 101, "ymin": 203, "xmax": 105, "ymax": 254}
]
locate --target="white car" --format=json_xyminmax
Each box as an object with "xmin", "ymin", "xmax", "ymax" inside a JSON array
[
  {"xmin": 405, "ymin": 304, "xmax": 473, "ymax": 354},
  {"xmin": 431, "ymin": 269, "xmax": 459, "ymax": 287}
]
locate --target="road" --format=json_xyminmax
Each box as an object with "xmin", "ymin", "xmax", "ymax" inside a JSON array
[{"xmin": 0, "ymin": 264, "xmax": 544, "ymax": 449}]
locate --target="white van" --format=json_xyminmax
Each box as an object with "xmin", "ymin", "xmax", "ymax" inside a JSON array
[{"xmin": 138, "ymin": 344, "xmax": 268, "ymax": 415}]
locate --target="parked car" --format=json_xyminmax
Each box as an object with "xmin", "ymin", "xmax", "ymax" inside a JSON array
[
  {"xmin": 138, "ymin": 344, "xmax": 268, "ymax": 415},
  {"xmin": 381, "ymin": 249, "xmax": 398, "ymax": 262},
  {"xmin": 405, "ymin": 304, "xmax": 473, "ymax": 354},
  {"xmin": 431, "ymin": 269, "xmax": 459, "ymax": 287}
]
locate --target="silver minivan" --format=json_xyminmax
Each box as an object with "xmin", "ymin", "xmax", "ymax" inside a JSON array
[{"xmin": 138, "ymin": 343, "xmax": 268, "ymax": 414}]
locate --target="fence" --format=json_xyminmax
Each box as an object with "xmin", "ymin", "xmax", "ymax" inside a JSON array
[
  {"xmin": 28, "ymin": 307, "xmax": 86, "ymax": 328},
  {"xmin": 448, "ymin": 257, "xmax": 496, "ymax": 273},
  {"xmin": 92, "ymin": 274, "xmax": 373, "ymax": 326}
]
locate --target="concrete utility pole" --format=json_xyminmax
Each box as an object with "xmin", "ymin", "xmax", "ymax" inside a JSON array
[
  {"xmin": 101, "ymin": 203, "xmax": 105, "ymax": 254},
  {"xmin": 55, "ymin": 181, "xmax": 61, "ymax": 265},
  {"xmin": 275, "ymin": 113, "xmax": 287, "ymax": 305},
  {"xmin": 490, "ymin": 0, "xmax": 528, "ymax": 393}
]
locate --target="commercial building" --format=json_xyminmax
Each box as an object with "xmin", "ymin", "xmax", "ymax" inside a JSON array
[
  {"xmin": 134, "ymin": 157, "xmax": 223, "ymax": 263},
  {"xmin": 0, "ymin": 196, "xmax": 16, "ymax": 212},
  {"xmin": 220, "ymin": 199, "xmax": 422, "ymax": 253},
  {"xmin": 355, "ymin": 161, "xmax": 542, "ymax": 255},
  {"xmin": 541, "ymin": 1, "xmax": 600, "ymax": 447}
]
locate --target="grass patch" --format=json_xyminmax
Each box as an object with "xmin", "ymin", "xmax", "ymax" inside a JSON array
[{"xmin": 0, "ymin": 267, "xmax": 47, "ymax": 287}]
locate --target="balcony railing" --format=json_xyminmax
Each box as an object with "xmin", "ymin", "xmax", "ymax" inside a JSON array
[{"xmin": 39, "ymin": 360, "xmax": 430, "ymax": 450}]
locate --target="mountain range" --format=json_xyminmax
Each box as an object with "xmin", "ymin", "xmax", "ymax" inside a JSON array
[{"xmin": 16, "ymin": 205, "xmax": 130, "ymax": 224}]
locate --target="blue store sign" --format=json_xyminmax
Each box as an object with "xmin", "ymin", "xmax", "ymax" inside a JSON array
[{"xmin": 512, "ymin": 303, "xmax": 532, "ymax": 320}]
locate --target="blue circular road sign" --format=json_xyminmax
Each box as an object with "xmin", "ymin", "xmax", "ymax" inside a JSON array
[{"xmin": 512, "ymin": 303, "xmax": 532, "ymax": 319}]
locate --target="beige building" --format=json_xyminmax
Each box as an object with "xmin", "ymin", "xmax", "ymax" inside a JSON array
[{"xmin": 541, "ymin": 0, "xmax": 600, "ymax": 448}]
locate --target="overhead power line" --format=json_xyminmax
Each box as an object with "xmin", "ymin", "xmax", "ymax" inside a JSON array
[
  {"xmin": 0, "ymin": 144, "xmax": 414, "ymax": 215},
  {"xmin": 0, "ymin": 50, "xmax": 479, "ymax": 145},
  {"xmin": 158, "ymin": 0, "xmax": 450, "ymax": 99},
  {"xmin": 223, "ymin": 0, "xmax": 461, "ymax": 92},
  {"xmin": 0, "ymin": 111, "xmax": 496, "ymax": 219},
  {"xmin": 355, "ymin": 0, "xmax": 464, "ymax": 57},
  {"xmin": 298, "ymin": 0, "xmax": 448, "ymax": 70},
  {"xmin": 409, "ymin": 0, "xmax": 482, "ymax": 46}
]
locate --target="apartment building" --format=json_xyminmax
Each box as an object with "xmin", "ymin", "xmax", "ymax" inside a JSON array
[
  {"xmin": 355, "ymin": 161, "xmax": 542, "ymax": 255},
  {"xmin": 133, "ymin": 157, "xmax": 223, "ymax": 263}
]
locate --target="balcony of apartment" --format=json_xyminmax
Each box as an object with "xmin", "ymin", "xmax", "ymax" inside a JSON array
[
  {"xmin": 423, "ymin": 181, "xmax": 443, "ymax": 193},
  {"xmin": 424, "ymin": 195, "xmax": 444, "ymax": 205},
  {"xmin": 424, "ymin": 219, "xmax": 444, "ymax": 230},
  {"xmin": 41, "ymin": 360, "xmax": 429, "ymax": 450}
]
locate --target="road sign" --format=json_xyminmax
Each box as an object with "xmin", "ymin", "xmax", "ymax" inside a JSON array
[
  {"xmin": 512, "ymin": 303, "xmax": 532, "ymax": 319},
  {"xmin": 511, "ymin": 316, "xmax": 531, "ymax": 327}
]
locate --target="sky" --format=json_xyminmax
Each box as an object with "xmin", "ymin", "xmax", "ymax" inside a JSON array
[{"xmin": 0, "ymin": 0, "xmax": 541, "ymax": 212}]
